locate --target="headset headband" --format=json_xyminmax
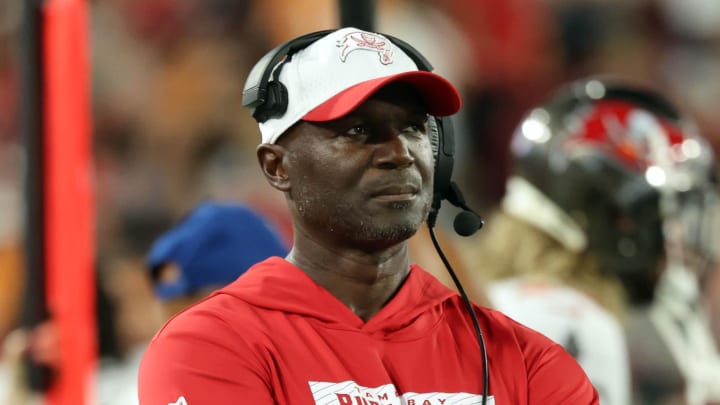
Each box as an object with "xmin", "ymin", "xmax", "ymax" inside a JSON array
[{"xmin": 242, "ymin": 29, "xmax": 435, "ymax": 111}]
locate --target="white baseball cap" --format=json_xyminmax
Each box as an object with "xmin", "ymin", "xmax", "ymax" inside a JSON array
[{"xmin": 257, "ymin": 27, "xmax": 462, "ymax": 144}]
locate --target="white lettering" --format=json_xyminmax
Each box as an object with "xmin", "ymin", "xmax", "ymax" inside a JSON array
[{"xmin": 309, "ymin": 381, "xmax": 494, "ymax": 405}]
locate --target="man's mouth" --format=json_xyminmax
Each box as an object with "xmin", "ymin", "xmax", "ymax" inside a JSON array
[{"xmin": 371, "ymin": 185, "xmax": 419, "ymax": 202}]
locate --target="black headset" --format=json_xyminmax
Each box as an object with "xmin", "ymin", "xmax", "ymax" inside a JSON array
[{"xmin": 241, "ymin": 29, "xmax": 482, "ymax": 235}]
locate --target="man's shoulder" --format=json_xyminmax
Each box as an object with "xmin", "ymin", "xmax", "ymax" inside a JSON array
[
  {"xmin": 152, "ymin": 289, "xmax": 258, "ymax": 344},
  {"xmin": 477, "ymin": 304, "xmax": 545, "ymax": 334},
  {"xmin": 474, "ymin": 303, "xmax": 564, "ymax": 358},
  {"xmin": 477, "ymin": 305, "xmax": 598, "ymax": 401},
  {"xmin": 156, "ymin": 257, "xmax": 294, "ymax": 331}
]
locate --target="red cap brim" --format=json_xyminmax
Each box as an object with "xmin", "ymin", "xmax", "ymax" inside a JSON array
[{"xmin": 302, "ymin": 71, "xmax": 462, "ymax": 122}]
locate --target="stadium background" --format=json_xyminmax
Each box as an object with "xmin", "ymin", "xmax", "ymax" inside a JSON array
[{"xmin": 0, "ymin": 0, "xmax": 719, "ymax": 404}]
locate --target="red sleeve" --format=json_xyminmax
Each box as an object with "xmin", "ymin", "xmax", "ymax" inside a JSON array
[
  {"xmin": 137, "ymin": 308, "xmax": 275, "ymax": 405},
  {"xmin": 525, "ymin": 341, "xmax": 600, "ymax": 404}
]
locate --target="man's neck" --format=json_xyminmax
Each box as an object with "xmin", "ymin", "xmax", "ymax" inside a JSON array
[{"xmin": 286, "ymin": 235, "xmax": 411, "ymax": 322}]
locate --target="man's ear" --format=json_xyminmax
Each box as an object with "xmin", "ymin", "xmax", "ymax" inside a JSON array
[{"xmin": 257, "ymin": 144, "xmax": 291, "ymax": 192}]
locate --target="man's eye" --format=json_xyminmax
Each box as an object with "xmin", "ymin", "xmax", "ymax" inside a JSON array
[
  {"xmin": 402, "ymin": 123, "xmax": 427, "ymax": 135},
  {"xmin": 346, "ymin": 126, "xmax": 369, "ymax": 136}
]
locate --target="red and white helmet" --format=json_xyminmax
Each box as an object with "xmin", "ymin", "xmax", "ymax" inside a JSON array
[{"xmin": 510, "ymin": 76, "xmax": 711, "ymax": 303}]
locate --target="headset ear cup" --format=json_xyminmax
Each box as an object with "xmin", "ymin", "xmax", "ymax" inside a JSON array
[
  {"xmin": 430, "ymin": 116, "xmax": 454, "ymax": 210},
  {"xmin": 253, "ymin": 81, "xmax": 289, "ymax": 122}
]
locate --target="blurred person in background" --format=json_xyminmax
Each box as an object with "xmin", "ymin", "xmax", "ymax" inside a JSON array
[
  {"xmin": 625, "ymin": 116, "xmax": 720, "ymax": 404},
  {"xmin": 144, "ymin": 201, "xmax": 289, "ymax": 319},
  {"xmin": 98, "ymin": 201, "xmax": 288, "ymax": 405},
  {"xmin": 460, "ymin": 76, "xmax": 718, "ymax": 405},
  {"xmin": 95, "ymin": 209, "xmax": 171, "ymax": 405}
]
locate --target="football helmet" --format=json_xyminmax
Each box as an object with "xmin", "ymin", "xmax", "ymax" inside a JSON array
[{"xmin": 510, "ymin": 77, "xmax": 707, "ymax": 303}]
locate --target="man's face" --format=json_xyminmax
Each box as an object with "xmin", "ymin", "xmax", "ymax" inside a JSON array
[{"xmin": 273, "ymin": 83, "xmax": 435, "ymax": 250}]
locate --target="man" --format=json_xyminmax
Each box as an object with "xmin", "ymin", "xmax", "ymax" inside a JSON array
[{"xmin": 138, "ymin": 27, "xmax": 597, "ymax": 405}]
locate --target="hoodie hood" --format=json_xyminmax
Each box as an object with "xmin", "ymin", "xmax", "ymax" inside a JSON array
[{"xmin": 215, "ymin": 257, "xmax": 457, "ymax": 336}]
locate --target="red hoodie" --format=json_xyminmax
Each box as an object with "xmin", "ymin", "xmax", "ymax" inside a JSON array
[{"xmin": 138, "ymin": 257, "xmax": 598, "ymax": 404}]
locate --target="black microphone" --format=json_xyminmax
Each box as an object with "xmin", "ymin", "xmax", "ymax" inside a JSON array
[
  {"xmin": 446, "ymin": 182, "xmax": 484, "ymax": 236},
  {"xmin": 453, "ymin": 210, "xmax": 483, "ymax": 236}
]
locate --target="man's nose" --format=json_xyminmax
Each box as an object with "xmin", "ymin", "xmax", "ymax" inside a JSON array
[{"xmin": 373, "ymin": 133, "xmax": 415, "ymax": 169}]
